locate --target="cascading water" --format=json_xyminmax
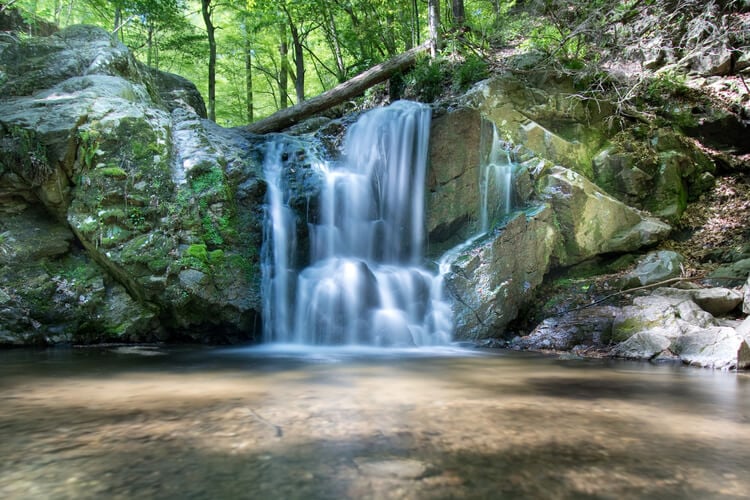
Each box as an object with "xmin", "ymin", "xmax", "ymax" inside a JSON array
[
  {"xmin": 479, "ymin": 123, "xmax": 514, "ymax": 232},
  {"xmin": 435, "ymin": 121, "xmax": 517, "ymax": 296},
  {"xmin": 261, "ymin": 101, "xmax": 452, "ymax": 346}
]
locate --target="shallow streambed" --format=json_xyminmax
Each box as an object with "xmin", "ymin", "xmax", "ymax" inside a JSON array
[{"xmin": 1, "ymin": 345, "xmax": 749, "ymax": 499}]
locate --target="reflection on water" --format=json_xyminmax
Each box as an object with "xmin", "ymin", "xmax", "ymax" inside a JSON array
[{"xmin": 1, "ymin": 346, "xmax": 749, "ymax": 499}]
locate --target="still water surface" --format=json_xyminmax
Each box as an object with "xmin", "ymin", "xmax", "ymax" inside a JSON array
[{"xmin": 1, "ymin": 346, "xmax": 749, "ymax": 499}]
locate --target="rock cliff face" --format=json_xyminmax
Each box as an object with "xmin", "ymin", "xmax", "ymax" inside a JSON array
[
  {"xmin": 425, "ymin": 72, "xmax": 713, "ymax": 339},
  {"xmin": 0, "ymin": 25, "xmax": 264, "ymax": 345}
]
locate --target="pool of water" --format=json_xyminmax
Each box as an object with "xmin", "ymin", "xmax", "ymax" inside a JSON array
[{"xmin": 1, "ymin": 345, "xmax": 749, "ymax": 499}]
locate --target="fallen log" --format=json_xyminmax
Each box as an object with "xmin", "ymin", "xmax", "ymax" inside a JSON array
[{"xmin": 246, "ymin": 43, "xmax": 430, "ymax": 134}]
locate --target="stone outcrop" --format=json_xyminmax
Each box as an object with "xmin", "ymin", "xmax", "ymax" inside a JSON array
[
  {"xmin": 463, "ymin": 75, "xmax": 717, "ymax": 223},
  {"xmin": 0, "ymin": 25, "xmax": 264, "ymax": 345},
  {"xmin": 445, "ymin": 206, "xmax": 558, "ymax": 339},
  {"xmin": 426, "ymin": 107, "xmax": 484, "ymax": 243},
  {"xmin": 514, "ymin": 285, "xmax": 750, "ymax": 370},
  {"xmin": 538, "ymin": 167, "xmax": 671, "ymax": 266}
]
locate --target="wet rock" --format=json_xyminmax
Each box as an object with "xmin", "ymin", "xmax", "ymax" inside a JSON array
[
  {"xmin": 513, "ymin": 306, "xmax": 617, "ymax": 350},
  {"xmin": 466, "ymin": 75, "xmax": 609, "ymax": 178},
  {"xmin": 426, "ymin": 107, "xmax": 483, "ymax": 243},
  {"xmin": 0, "ymin": 24, "xmax": 262, "ymax": 344},
  {"xmin": 446, "ymin": 206, "xmax": 558, "ymax": 339}
]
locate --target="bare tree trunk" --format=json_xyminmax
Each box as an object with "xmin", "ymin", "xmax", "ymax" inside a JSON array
[
  {"xmin": 247, "ymin": 43, "xmax": 429, "ymax": 134},
  {"xmin": 412, "ymin": 0, "xmax": 420, "ymax": 46},
  {"xmin": 146, "ymin": 24, "xmax": 153, "ymax": 67},
  {"xmin": 290, "ymin": 23, "xmax": 305, "ymax": 103},
  {"xmin": 201, "ymin": 0, "xmax": 217, "ymax": 122},
  {"xmin": 279, "ymin": 23, "xmax": 289, "ymax": 109},
  {"xmin": 428, "ymin": 0, "xmax": 441, "ymax": 58},
  {"xmin": 326, "ymin": 8, "xmax": 346, "ymax": 82},
  {"xmin": 452, "ymin": 0, "xmax": 465, "ymax": 28},
  {"xmin": 243, "ymin": 21, "xmax": 253, "ymax": 122}
]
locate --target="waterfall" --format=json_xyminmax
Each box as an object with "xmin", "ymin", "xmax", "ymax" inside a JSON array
[
  {"xmin": 261, "ymin": 101, "xmax": 452, "ymax": 346},
  {"xmin": 479, "ymin": 124, "xmax": 514, "ymax": 232}
]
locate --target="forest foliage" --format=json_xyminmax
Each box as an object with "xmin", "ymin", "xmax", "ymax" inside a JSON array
[{"xmin": 5, "ymin": 0, "xmax": 749, "ymax": 126}]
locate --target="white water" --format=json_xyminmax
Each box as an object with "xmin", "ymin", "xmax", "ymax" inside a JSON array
[
  {"xmin": 262, "ymin": 101, "xmax": 452, "ymax": 346},
  {"xmin": 479, "ymin": 124, "xmax": 514, "ymax": 232}
]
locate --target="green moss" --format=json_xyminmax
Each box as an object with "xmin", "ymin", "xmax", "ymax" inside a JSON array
[
  {"xmin": 180, "ymin": 243, "xmax": 211, "ymax": 272},
  {"xmin": 189, "ymin": 165, "xmax": 225, "ymax": 195},
  {"xmin": 127, "ymin": 207, "xmax": 147, "ymax": 231},
  {"xmin": 224, "ymin": 253, "xmax": 258, "ymax": 282},
  {"xmin": 611, "ymin": 317, "xmax": 661, "ymax": 343},
  {"xmin": 96, "ymin": 166, "xmax": 127, "ymax": 178},
  {"xmin": 208, "ymin": 249, "xmax": 224, "ymax": 265},
  {"xmin": 186, "ymin": 243, "xmax": 208, "ymax": 261}
]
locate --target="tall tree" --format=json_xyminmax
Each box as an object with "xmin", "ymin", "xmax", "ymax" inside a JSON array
[
  {"xmin": 428, "ymin": 0, "xmax": 440, "ymax": 58},
  {"xmin": 282, "ymin": 4, "xmax": 305, "ymax": 103},
  {"xmin": 242, "ymin": 19, "xmax": 254, "ymax": 122},
  {"xmin": 278, "ymin": 22, "xmax": 289, "ymax": 109},
  {"xmin": 452, "ymin": 0, "xmax": 464, "ymax": 29},
  {"xmin": 201, "ymin": 0, "xmax": 217, "ymax": 121}
]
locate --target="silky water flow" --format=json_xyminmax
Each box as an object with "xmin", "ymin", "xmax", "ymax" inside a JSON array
[{"xmin": 261, "ymin": 102, "xmax": 514, "ymax": 346}]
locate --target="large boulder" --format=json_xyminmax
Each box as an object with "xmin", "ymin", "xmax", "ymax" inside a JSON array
[
  {"xmin": 445, "ymin": 206, "xmax": 558, "ymax": 339},
  {"xmin": 607, "ymin": 290, "xmax": 749, "ymax": 369},
  {"xmin": 0, "ymin": 25, "xmax": 264, "ymax": 344},
  {"xmin": 539, "ymin": 167, "xmax": 671, "ymax": 266},
  {"xmin": 0, "ymin": 207, "xmax": 157, "ymax": 346},
  {"xmin": 465, "ymin": 75, "xmax": 608, "ymax": 179},
  {"xmin": 592, "ymin": 129, "xmax": 715, "ymax": 222},
  {"xmin": 672, "ymin": 328, "xmax": 750, "ymax": 370}
]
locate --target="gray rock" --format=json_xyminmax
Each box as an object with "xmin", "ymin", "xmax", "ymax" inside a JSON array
[
  {"xmin": 653, "ymin": 287, "xmax": 743, "ymax": 317},
  {"xmin": 426, "ymin": 107, "xmax": 483, "ymax": 243},
  {"xmin": 611, "ymin": 331, "xmax": 672, "ymax": 360},
  {"xmin": 620, "ymin": 251, "xmax": 684, "ymax": 288},
  {"xmin": 671, "ymin": 327, "xmax": 750, "ymax": 370},
  {"xmin": 514, "ymin": 306, "xmax": 617, "ymax": 350},
  {"xmin": 737, "ymin": 317, "xmax": 750, "ymax": 340},
  {"xmin": 540, "ymin": 167, "xmax": 671, "ymax": 267},
  {"xmin": 690, "ymin": 288, "xmax": 743, "ymax": 316},
  {"xmin": 0, "ymin": 24, "xmax": 262, "ymax": 344},
  {"xmin": 446, "ymin": 206, "xmax": 558, "ymax": 339},
  {"xmin": 707, "ymin": 258, "xmax": 750, "ymax": 286}
]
